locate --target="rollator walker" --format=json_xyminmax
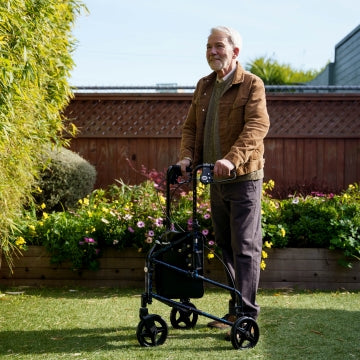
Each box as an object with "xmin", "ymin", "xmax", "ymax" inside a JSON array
[{"xmin": 136, "ymin": 163, "xmax": 260, "ymax": 350}]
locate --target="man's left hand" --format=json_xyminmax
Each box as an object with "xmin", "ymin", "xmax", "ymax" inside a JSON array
[{"xmin": 213, "ymin": 159, "xmax": 235, "ymax": 177}]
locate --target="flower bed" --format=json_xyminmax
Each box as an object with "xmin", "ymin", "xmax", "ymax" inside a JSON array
[{"xmin": 6, "ymin": 167, "xmax": 360, "ymax": 285}]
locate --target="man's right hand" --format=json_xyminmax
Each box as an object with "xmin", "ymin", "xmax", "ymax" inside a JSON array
[{"xmin": 177, "ymin": 158, "xmax": 191, "ymax": 175}]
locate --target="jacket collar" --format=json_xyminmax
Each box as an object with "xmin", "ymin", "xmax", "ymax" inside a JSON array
[{"xmin": 203, "ymin": 61, "xmax": 245, "ymax": 85}]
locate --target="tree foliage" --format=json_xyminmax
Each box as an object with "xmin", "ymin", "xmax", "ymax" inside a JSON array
[
  {"xmin": 246, "ymin": 56, "xmax": 322, "ymax": 85},
  {"xmin": 0, "ymin": 0, "xmax": 84, "ymax": 264}
]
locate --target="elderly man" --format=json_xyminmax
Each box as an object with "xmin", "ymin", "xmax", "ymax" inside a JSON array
[{"xmin": 178, "ymin": 26, "xmax": 270, "ymax": 332}]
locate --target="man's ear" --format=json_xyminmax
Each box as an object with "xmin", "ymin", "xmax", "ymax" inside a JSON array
[{"xmin": 233, "ymin": 47, "xmax": 240, "ymax": 58}]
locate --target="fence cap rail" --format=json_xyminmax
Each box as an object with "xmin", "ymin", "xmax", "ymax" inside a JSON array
[{"xmin": 72, "ymin": 85, "xmax": 360, "ymax": 94}]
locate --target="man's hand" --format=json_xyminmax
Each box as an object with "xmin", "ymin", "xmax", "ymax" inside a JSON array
[
  {"xmin": 177, "ymin": 158, "xmax": 191, "ymax": 175},
  {"xmin": 213, "ymin": 159, "xmax": 235, "ymax": 177}
]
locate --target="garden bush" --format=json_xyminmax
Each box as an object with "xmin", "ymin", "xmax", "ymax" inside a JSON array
[
  {"xmin": 34, "ymin": 146, "xmax": 96, "ymax": 212},
  {"xmin": 11, "ymin": 168, "xmax": 360, "ymax": 271}
]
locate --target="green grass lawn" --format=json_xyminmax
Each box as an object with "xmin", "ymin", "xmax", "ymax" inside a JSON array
[{"xmin": 0, "ymin": 287, "xmax": 359, "ymax": 360}]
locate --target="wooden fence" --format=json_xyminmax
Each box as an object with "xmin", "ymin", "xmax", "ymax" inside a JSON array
[{"xmin": 64, "ymin": 92, "xmax": 360, "ymax": 195}]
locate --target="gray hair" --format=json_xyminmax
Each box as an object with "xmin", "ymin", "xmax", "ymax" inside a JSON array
[{"xmin": 210, "ymin": 26, "xmax": 243, "ymax": 51}]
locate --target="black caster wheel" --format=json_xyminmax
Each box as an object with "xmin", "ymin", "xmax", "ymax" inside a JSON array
[
  {"xmin": 136, "ymin": 314, "xmax": 168, "ymax": 347},
  {"xmin": 230, "ymin": 316, "xmax": 259, "ymax": 350},
  {"xmin": 170, "ymin": 302, "xmax": 198, "ymax": 329}
]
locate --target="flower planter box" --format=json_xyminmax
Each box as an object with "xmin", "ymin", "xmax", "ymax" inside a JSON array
[{"xmin": 1, "ymin": 246, "xmax": 359, "ymax": 290}]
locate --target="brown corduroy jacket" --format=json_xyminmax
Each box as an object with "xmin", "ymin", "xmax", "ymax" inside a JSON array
[{"xmin": 179, "ymin": 63, "xmax": 270, "ymax": 176}]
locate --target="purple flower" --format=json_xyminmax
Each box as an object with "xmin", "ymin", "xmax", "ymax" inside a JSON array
[
  {"xmin": 203, "ymin": 213, "xmax": 211, "ymax": 219},
  {"xmin": 79, "ymin": 241, "xmax": 85, "ymax": 246},
  {"xmin": 208, "ymin": 240, "xmax": 215, "ymax": 246},
  {"xmin": 137, "ymin": 221, "xmax": 145, "ymax": 228},
  {"xmin": 154, "ymin": 218, "xmax": 163, "ymax": 227},
  {"xmin": 148, "ymin": 230, "xmax": 155, "ymax": 237},
  {"xmin": 128, "ymin": 226, "xmax": 135, "ymax": 233},
  {"xmin": 202, "ymin": 229, "xmax": 209, "ymax": 236},
  {"xmin": 84, "ymin": 237, "xmax": 96, "ymax": 244}
]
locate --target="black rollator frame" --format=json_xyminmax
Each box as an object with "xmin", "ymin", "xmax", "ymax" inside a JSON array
[{"xmin": 136, "ymin": 164, "xmax": 259, "ymax": 350}]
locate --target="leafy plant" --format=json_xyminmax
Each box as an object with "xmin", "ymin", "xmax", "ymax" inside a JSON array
[
  {"xmin": 246, "ymin": 56, "xmax": 322, "ymax": 85},
  {"xmin": 0, "ymin": 0, "xmax": 85, "ymax": 266},
  {"xmin": 261, "ymin": 184, "xmax": 360, "ymax": 267},
  {"xmin": 34, "ymin": 146, "xmax": 96, "ymax": 212}
]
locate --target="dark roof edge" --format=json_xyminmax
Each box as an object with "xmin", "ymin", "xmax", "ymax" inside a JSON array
[{"xmin": 335, "ymin": 23, "xmax": 360, "ymax": 49}]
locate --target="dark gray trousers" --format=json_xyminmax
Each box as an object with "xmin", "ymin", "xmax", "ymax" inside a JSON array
[{"xmin": 210, "ymin": 179, "xmax": 263, "ymax": 319}]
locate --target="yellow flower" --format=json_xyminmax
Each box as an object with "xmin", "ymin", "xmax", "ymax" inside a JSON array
[
  {"xmin": 264, "ymin": 241, "xmax": 272, "ymax": 248},
  {"xmin": 36, "ymin": 187, "xmax": 43, "ymax": 193},
  {"xmin": 280, "ymin": 228, "xmax": 286, "ymax": 237},
  {"xmin": 207, "ymin": 253, "xmax": 215, "ymax": 260},
  {"xmin": 40, "ymin": 203, "xmax": 46, "ymax": 209},
  {"xmin": 15, "ymin": 236, "xmax": 26, "ymax": 250},
  {"xmin": 42, "ymin": 212, "xmax": 49, "ymax": 219},
  {"xmin": 261, "ymin": 250, "xmax": 268, "ymax": 259},
  {"xmin": 29, "ymin": 225, "xmax": 36, "ymax": 231},
  {"xmin": 260, "ymin": 260, "xmax": 266, "ymax": 270},
  {"xmin": 15, "ymin": 236, "xmax": 26, "ymax": 246}
]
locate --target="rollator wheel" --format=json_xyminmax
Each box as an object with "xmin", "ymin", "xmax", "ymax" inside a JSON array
[
  {"xmin": 170, "ymin": 302, "xmax": 198, "ymax": 329},
  {"xmin": 230, "ymin": 316, "xmax": 259, "ymax": 350},
  {"xmin": 136, "ymin": 314, "xmax": 168, "ymax": 347}
]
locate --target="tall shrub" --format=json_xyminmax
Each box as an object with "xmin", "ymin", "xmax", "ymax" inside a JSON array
[{"xmin": 0, "ymin": 0, "xmax": 84, "ymax": 265}]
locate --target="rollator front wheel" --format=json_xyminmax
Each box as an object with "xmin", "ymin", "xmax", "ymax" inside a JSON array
[
  {"xmin": 170, "ymin": 302, "xmax": 198, "ymax": 329},
  {"xmin": 136, "ymin": 314, "xmax": 168, "ymax": 347},
  {"xmin": 230, "ymin": 316, "xmax": 259, "ymax": 350}
]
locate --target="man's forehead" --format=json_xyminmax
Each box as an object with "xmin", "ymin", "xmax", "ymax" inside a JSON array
[{"xmin": 207, "ymin": 33, "xmax": 229, "ymax": 44}]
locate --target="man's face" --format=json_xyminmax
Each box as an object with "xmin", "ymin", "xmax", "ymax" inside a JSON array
[{"xmin": 206, "ymin": 32, "xmax": 237, "ymax": 73}]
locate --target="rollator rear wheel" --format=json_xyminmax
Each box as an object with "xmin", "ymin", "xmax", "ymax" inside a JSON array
[
  {"xmin": 230, "ymin": 316, "xmax": 259, "ymax": 350},
  {"xmin": 170, "ymin": 302, "xmax": 198, "ymax": 329},
  {"xmin": 136, "ymin": 314, "xmax": 168, "ymax": 347}
]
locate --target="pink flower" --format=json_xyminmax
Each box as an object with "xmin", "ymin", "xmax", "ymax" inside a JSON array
[
  {"xmin": 84, "ymin": 237, "xmax": 96, "ymax": 244},
  {"xmin": 148, "ymin": 230, "xmax": 155, "ymax": 237},
  {"xmin": 208, "ymin": 240, "xmax": 215, "ymax": 246},
  {"xmin": 137, "ymin": 221, "xmax": 145, "ymax": 228},
  {"xmin": 204, "ymin": 213, "xmax": 211, "ymax": 219},
  {"xmin": 128, "ymin": 226, "xmax": 135, "ymax": 233},
  {"xmin": 202, "ymin": 229, "xmax": 209, "ymax": 236},
  {"xmin": 154, "ymin": 218, "xmax": 163, "ymax": 227}
]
